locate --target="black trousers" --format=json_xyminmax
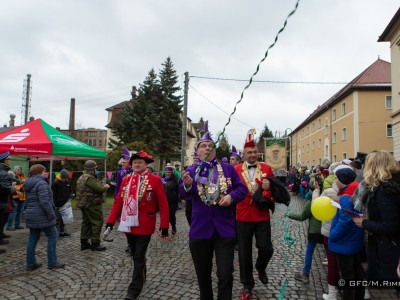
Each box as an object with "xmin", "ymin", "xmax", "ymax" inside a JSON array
[
  {"xmin": 185, "ymin": 200, "xmax": 192, "ymax": 226},
  {"xmin": 0, "ymin": 208, "xmax": 9, "ymax": 240},
  {"xmin": 237, "ymin": 220, "xmax": 273, "ymax": 289},
  {"xmin": 126, "ymin": 234, "xmax": 152, "ymax": 298},
  {"xmin": 168, "ymin": 201, "xmax": 178, "ymax": 230},
  {"xmin": 189, "ymin": 231, "xmax": 235, "ymax": 300},
  {"xmin": 336, "ymin": 253, "xmax": 365, "ymax": 300}
]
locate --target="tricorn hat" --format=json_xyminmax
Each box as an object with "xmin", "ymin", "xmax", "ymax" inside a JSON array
[
  {"xmin": 197, "ymin": 121, "xmax": 214, "ymax": 148},
  {"xmin": 130, "ymin": 150, "xmax": 154, "ymax": 164},
  {"xmin": 244, "ymin": 129, "xmax": 256, "ymax": 149}
]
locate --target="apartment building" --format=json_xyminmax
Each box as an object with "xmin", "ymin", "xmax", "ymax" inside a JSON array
[
  {"xmin": 379, "ymin": 7, "xmax": 400, "ymax": 160},
  {"xmin": 289, "ymin": 59, "xmax": 392, "ymax": 167}
]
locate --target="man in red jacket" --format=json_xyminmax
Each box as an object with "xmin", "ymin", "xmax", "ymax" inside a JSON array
[
  {"xmin": 234, "ymin": 130, "xmax": 275, "ymax": 299},
  {"xmin": 106, "ymin": 151, "xmax": 169, "ymax": 300}
]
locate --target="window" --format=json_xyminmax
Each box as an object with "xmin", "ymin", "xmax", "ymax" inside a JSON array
[
  {"xmin": 84, "ymin": 139, "xmax": 88, "ymax": 143},
  {"xmin": 333, "ymin": 154, "xmax": 337, "ymax": 162},
  {"xmin": 93, "ymin": 139, "xmax": 97, "ymax": 146},
  {"xmin": 306, "ymin": 126, "xmax": 309, "ymax": 135},
  {"xmin": 341, "ymin": 102, "xmax": 346, "ymax": 115},
  {"xmin": 333, "ymin": 132, "xmax": 337, "ymax": 143},
  {"xmin": 387, "ymin": 124, "xmax": 393, "ymax": 137},
  {"xmin": 343, "ymin": 153, "xmax": 347, "ymax": 159},
  {"xmin": 93, "ymin": 132, "xmax": 97, "ymax": 137},
  {"xmin": 99, "ymin": 139, "xmax": 102, "ymax": 146},
  {"xmin": 88, "ymin": 139, "xmax": 92, "ymax": 145},
  {"xmin": 307, "ymin": 144, "xmax": 309, "ymax": 152},
  {"xmin": 319, "ymin": 158, "xmax": 322, "ymax": 165},
  {"xmin": 342, "ymin": 128, "xmax": 347, "ymax": 140},
  {"xmin": 302, "ymin": 146, "xmax": 305, "ymax": 154},
  {"xmin": 85, "ymin": 132, "xmax": 88, "ymax": 137},
  {"xmin": 325, "ymin": 145, "xmax": 328, "ymax": 157},
  {"xmin": 332, "ymin": 109, "xmax": 336, "ymax": 121},
  {"xmin": 312, "ymin": 122, "xmax": 315, "ymax": 131},
  {"xmin": 325, "ymin": 125, "xmax": 328, "ymax": 135},
  {"xmin": 318, "ymin": 119, "xmax": 321, "ymax": 128},
  {"xmin": 386, "ymin": 96, "xmax": 392, "ymax": 109},
  {"xmin": 105, "ymin": 139, "xmax": 107, "ymax": 146},
  {"xmin": 312, "ymin": 160, "xmax": 315, "ymax": 166},
  {"xmin": 318, "ymin": 138, "xmax": 322, "ymax": 148},
  {"xmin": 312, "ymin": 141, "xmax": 315, "ymax": 150}
]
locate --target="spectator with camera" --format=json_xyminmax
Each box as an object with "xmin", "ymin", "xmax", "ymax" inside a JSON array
[{"xmin": 6, "ymin": 165, "xmax": 26, "ymax": 231}]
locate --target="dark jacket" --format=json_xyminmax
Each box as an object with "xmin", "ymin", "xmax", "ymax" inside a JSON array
[
  {"xmin": 51, "ymin": 179, "xmax": 72, "ymax": 207},
  {"xmin": 0, "ymin": 163, "xmax": 14, "ymax": 208},
  {"xmin": 24, "ymin": 175, "xmax": 56, "ymax": 229},
  {"xmin": 362, "ymin": 173, "xmax": 400, "ymax": 239},
  {"xmin": 162, "ymin": 174, "xmax": 179, "ymax": 204}
]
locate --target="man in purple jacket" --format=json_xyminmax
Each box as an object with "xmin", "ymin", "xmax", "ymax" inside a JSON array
[{"xmin": 180, "ymin": 121, "xmax": 247, "ymax": 300}]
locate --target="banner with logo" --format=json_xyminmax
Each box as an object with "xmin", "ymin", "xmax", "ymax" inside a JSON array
[{"xmin": 265, "ymin": 138, "xmax": 287, "ymax": 172}]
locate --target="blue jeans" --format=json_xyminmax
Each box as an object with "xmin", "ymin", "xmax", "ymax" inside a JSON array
[
  {"xmin": 7, "ymin": 200, "xmax": 26, "ymax": 227},
  {"xmin": 27, "ymin": 225, "xmax": 59, "ymax": 268},
  {"xmin": 303, "ymin": 241, "xmax": 317, "ymax": 274}
]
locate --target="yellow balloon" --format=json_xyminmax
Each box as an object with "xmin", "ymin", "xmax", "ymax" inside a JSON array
[{"xmin": 311, "ymin": 196, "xmax": 337, "ymax": 221}]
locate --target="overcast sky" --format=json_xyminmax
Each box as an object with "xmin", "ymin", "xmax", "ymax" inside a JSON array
[{"xmin": 0, "ymin": 0, "xmax": 398, "ymax": 150}]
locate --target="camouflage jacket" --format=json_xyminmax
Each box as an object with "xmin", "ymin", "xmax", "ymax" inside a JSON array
[{"xmin": 76, "ymin": 173, "xmax": 106, "ymax": 208}]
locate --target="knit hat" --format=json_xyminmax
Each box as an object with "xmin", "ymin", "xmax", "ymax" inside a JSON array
[
  {"xmin": 333, "ymin": 164, "xmax": 352, "ymax": 174},
  {"xmin": 322, "ymin": 169, "xmax": 329, "ymax": 177},
  {"xmin": 335, "ymin": 168, "xmax": 357, "ymax": 185},
  {"xmin": 164, "ymin": 165, "xmax": 174, "ymax": 172},
  {"xmin": 147, "ymin": 164, "xmax": 155, "ymax": 172},
  {"xmin": 60, "ymin": 169, "xmax": 69, "ymax": 180},
  {"xmin": 342, "ymin": 159, "xmax": 352, "ymax": 165},
  {"xmin": 0, "ymin": 151, "xmax": 10, "ymax": 162}
]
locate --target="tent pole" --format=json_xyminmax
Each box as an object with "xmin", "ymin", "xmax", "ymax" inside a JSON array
[
  {"xmin": 49, "ymin": 157, "xmax": 54, "ymax": 185},
  {"xmin": 104, "ymin": 158, "xmax": 107, "ymax": 181}
]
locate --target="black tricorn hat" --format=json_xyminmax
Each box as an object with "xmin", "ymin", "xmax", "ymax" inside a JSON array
[
  {"xmin": 130, "ymin": 150, "xmax": 154, "ymax": 164},
  {"xmin": 352, "ymin": 152, "xmax": 368, "ymax": 165}
]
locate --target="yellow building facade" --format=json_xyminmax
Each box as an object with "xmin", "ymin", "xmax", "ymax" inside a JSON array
[{"xmin": 290, "ymin": 59, "xmax": 392, "ymax": 167}]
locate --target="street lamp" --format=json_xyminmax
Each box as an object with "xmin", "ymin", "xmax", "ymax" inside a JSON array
[{"xmin": 284, "ymin": 128, "xmax": 293, "ymax": 167}]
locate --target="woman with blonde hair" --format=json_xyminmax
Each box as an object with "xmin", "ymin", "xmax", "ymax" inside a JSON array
[{"xmin": 353, "ymin": 150, "xmax": 400, "ymax": 296}]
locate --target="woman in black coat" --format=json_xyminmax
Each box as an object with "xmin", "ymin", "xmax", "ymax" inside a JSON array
[
  {"xmin": 353, "ymin": 150, "xmax": 400, "ymax": 296},
  {"xmin": 161, "ymin": 165, "xmax": 180, "ymax": 234}
]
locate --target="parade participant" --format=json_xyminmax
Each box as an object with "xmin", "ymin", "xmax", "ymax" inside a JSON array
[
  {"xmin": 24, "ymin": 164, "xmax": 65, "ymax": 270},
  {"xmin": 115, "ymin": 148, "xmax": 132, "ymax": 198},
  {"xmin": 6, "ymin": 165, "xmax": 26, "ymax": 230},
  {"xmin": 234, "ymin": 129, "xmax": 275, "ymax": 299},
  {"xmin": 174, "ymin": 163, "xmax": 182, "ymax": 179},
  {"xmin": 106, "ymin": 151, "xmax": 169, "ymax": 300},
  {"xmin": 76, "ymin": 160, "xmax": 109, "ymax": 251},
  {"xmin": 162, "ymin": 164, "xmax": 179, "ymax": 234},
  {"xmin": 230, "ymin": 145, "xmax": 241, "ymax": 166},
  {"xmin": 51, "ymin": 169, "xmax": 73, "ymax": 237},
  {"xmin": 0, "ymin": 152, "xmax": 15, "ymax": 253},
  {"xmin": 180, "ymin": 121, "xmax": 247, "ymax": 300}
]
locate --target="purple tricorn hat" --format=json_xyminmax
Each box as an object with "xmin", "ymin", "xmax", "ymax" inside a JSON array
[
  {"xmin": 121, "ymin": 148, "xmax": 130, "ymax": 161},
  {"xmin": 196, "ymin": 121, "xmax": 214, "ymax": 148},
  {"xmin": 230, "ymin": 145, "xmax": 241, "ymax": 160},
  {"xmin": 221, "ymin": 157, "xmax": 228, "ymax": 163}
]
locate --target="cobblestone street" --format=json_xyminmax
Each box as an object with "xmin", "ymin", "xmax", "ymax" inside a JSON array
[{"xmin": 0, "ymin": 195, "xmax": 397, "ymax": 299}]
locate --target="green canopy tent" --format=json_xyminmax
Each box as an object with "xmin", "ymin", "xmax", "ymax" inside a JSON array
[{"xmin": 0, "ymin": 118, "xmax": 107, "ymax": 183}]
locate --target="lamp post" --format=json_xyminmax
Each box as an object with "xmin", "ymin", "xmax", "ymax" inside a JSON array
[{"xmin": 284, "ymin": 128, "xmax": 293, "ymax": 168}]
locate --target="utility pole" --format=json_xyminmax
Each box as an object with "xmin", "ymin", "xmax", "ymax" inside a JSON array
[
  {"xmin": 180, "ymin": 72, "xmax": 189, "ymax": 167},
  {"xmin": 21, "ymin": 74, "xmax": 32, "ymax": 124}
]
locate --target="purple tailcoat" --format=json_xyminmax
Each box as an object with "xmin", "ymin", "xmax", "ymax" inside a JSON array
[{"xmin": 179, "ymin": 162, "xmax": 247, "ymax": 239}]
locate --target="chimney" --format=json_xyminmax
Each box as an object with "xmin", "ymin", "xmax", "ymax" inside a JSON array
[
  {"xmin": 131, "ymin": 86, "xmax": 137, "ymax": 100},
  {"xmin": 9, "ymin": 114, "xmax": 16, "ymax": 127},
  {"xmin": 69, "ymin": 98, "xmax": 75, "ymax": 131}
]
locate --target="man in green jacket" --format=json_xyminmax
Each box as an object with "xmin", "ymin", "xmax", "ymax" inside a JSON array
[{"xmin": 76, "ymin": 160, "xmax": 109, "ymax": 251}]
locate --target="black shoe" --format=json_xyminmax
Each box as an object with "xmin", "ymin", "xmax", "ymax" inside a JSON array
[
  {"xmin": 91, "ymin": 243, "xmax": 106, "ymax": 251},
  {"xmin": 0, "ymin": 249, "xmax": 5, "ymax": 254},
  {"xmin": 2, "ymin": 233, "xmax": 11, "ymax": 238},
  {"xmin": 124, "ymin": 292, "xmax": 138, "ymax": 300},
  {"xmin": 0, "ymin": 239, "xmax": 9, "ymax": 245},
  {"xmin": 241, "ymin": 288, "xmax": 252, "ymax": 300},
  {"xmin": 48, "ymin": 262, "xmax": 66, "ymax": 270},
  {"xmin": 81, "ymin": 240, "xmax": 91, "ymax": 251},
  {"xmin": 257, "ymin": 269, "xmax": 268, "ymax": 285},
  {"xmin": 27, "ymin": 263, "xmax": 43, "ymax": 271},
  {"xmin": 59, "ymin": 232, "xmax": 71, "ymax": 237}
]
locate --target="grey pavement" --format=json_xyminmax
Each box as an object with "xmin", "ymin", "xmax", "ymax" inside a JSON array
[{"xmin": 0, "ymin": 195, "xmax": 397, "ymax": 299}]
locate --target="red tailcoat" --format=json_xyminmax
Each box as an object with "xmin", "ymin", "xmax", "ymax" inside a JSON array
[
  {"xmin": 235, "ymin": 162, "xmax": 275, "ymax": 222},
  {"xmin": 107, "ymin": 173, "xmax": 169, "ymax": 235}
]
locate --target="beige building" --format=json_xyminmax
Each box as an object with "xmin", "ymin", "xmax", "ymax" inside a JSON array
[
  {"xmin": 289, "ymin": 59, "xmax": 392, "ymax": 167},
  {"xmin": 60, "ymin": 128, "xmax": 108, "ymax": 151},
  {"xmin": 379, "ymin": 7, "xmax": 400, "ymax": 160}
]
